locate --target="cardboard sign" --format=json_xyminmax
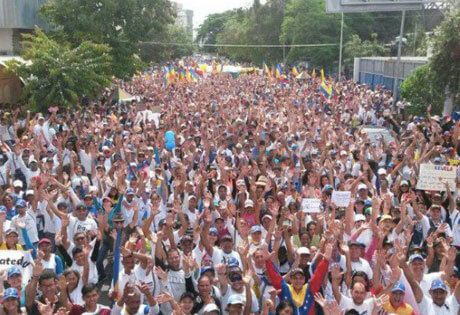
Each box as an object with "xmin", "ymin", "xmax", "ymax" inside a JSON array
[
  {"xmin": 361, "ymin": 127, "xmax": 395, "ymax": 145},
  {"xmin": 301, "ymin": 198, "xmax": 321, "ymax": 213},
  {"xmin": 331, "ymin": 191, "xmax": 352, "ymax": 207},
  {"xmin": 0, "ymin": 250, "xmax": 34, "ymax": 284},
  {"xmin": 416, "ymin": 163, "xmax": 457, "ymax": 191}
]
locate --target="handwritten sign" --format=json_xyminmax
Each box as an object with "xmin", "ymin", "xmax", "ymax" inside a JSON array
[
  {"xmin": 301, "ymin": 198, "xmax": 321, "ymax": 213},
  {"xmin": 331, "ymin": 191, "xmax": 352, "ymax": 207},
  {"xmin": 416, "ymin": 163, "xmax": 457, "ymax": 191}
]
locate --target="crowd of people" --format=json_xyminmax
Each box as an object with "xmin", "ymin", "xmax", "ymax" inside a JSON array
[{"xmin": 0, "ymin": 62, "xmax": 458, "ymax": 315}]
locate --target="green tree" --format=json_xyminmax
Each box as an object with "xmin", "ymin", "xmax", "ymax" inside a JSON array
[
  {"xmin": 196, "ymin": 11, "xmax": 238, "ymax": 53},
  {"xmin": 140, "ymin": 25, "xmax": 194, "ymax": 63},
  {"xmin": 400, "ymin": 64, "xmax": 444, "ymax": 115},
  {"xmin": 40, "ymin": 0, "xmax": 175, "ymax": 79},
  {"xmin": 214, "ymin": 1, "xmax": 287, "ymax": 65},
  {"xmin": 428, "ymin": 5, "xmax": 460, "ymax": 107},
  {"xmin": 281, "ymin": 0, "xmax": 343, "ymax": 72},
  {"xmin": 6, "ymin": 31, "xmax": 112, "ymax": 112},
  {"xmin": 343, "ymin": 33, "xmax": 387, "ymax": 76}
]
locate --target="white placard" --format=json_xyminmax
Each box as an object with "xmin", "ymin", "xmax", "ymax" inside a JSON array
[
  {"xmin": 416, "ymin": 163, "xmax": 457, "ymax": 191},
  {"xmin": 301, "ymin": 198, "xmax": 321, "ymax": 213},
  {"xmin": 0, "ymin": 250, "xmax": 34, "ymax": 284},
  {"xmin": 331, "ymin": 191, "xmax": 352, "ymax": 207}
]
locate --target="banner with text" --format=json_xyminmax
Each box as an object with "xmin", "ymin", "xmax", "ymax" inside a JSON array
[
  {"xmin": 0, "ymin": 250, "xmax": 34, "ymax": 284},
  {"xmin": 416, "ymin": 164, "xmax": 457, "ymax": 191}
]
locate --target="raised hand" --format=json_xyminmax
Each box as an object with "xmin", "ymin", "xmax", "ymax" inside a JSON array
[
  {"xmin": 156, "ymin": 291, "xmax": 174, "ymax": 304},
  {"xmin": 154, "ymin": 266, "xmax": 167, "ymax": 282},
  {"xmin": 37, "ymin": 298, "xmax": 54, "ymax": 315}
]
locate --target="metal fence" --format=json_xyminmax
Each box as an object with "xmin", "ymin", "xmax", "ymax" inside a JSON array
[{"xmin": 354, "ymin": 56, "xmax": 427, "ymax": 97}]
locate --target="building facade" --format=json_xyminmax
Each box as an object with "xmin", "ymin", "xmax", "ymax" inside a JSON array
[
  {"xmin": 0, "ymin": 0, "xmax": 47, "ymax": 55},
  {"xmin": 171, "ymin": 2, "xmax": 193, "ymax": 39}
]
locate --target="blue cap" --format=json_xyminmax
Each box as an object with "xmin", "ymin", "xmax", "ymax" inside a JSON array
[
  {"xmin": 200, "ymin": 266, "xmax": 215, "ymax": 275},
  {"xmin": 409, "ymin": 254, "xmax": 424, "ymax": 263},
  {"xmin": 388, "ymin": 162, "xmax": 395, "ymax": 168},
  {"xmin": 227, "ymin": 257, "xmax": 239, "ymax": 267},
  {"xmin": 126, "ymin": 188, "xmax": 135, "ymax": 195},
  {"xmin": 0, "ymin": 205, "xmax": 6, "ymax": 213},
  {"xmin": 15, "ymin": 199, "xmax": 26, "ymax": 208},
  {"xmin": 227, "ymin": 294, "xmax": 244, "ymax": 305},
  {"xmin": 209, "ymin": 227, "xmax": 218, "ymax": 235},
  {"xmin": 8, "ymin": 266, "xmax": 21, "ymax": 278},
  {"xmin": 392, "ymin": 281, "xmax": 405, "ymax": 293},
  {"xmin": 364, "ymin": 200, "xmax": 372, "ymax": 207},
  {"xmin": 322, "ymin": 184, "xmax": 333, "ymax": 192},
  {"xmin": 250, "ymin": 225, "xmax": 262, "ymax": 234},
  {"xmin": 291, "ymin": 144, "xmax": 298, "ymax": 150},
  {"xmin": 3, "ymin": 288, "xmax": 18, "ymax": 300},
  {"xmin": 331, "ymin": 150, "xmax": 337, "ymax": 155},
  {"xmin": 430, "ymin": 279, "xmax": 448, "ymax": 291}
]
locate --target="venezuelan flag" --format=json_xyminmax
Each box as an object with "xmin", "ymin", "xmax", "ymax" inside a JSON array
[
  {"xmin": 219, "ymin": 63, "xmax": 224, "ymax": 73},
  {"xmin": 178, "ymin": 68, "xmax": 186, "ymax": 81},
  {"xmin": 275, "ymin": 64, "xmax": 282, "ymax": 78},
  {"xmin": 186, "ymin": 69, "xmax": 192, "ymax": 82},
  {"xmin": 112, "ymin": 228, "xmax": 122, "ymax": 300},
  {"xmin": 320, "ymin": 81, "xmax": 333, "ymax": 99},
  {"xmin": 292, "ymin": 66, "xmax": 299, "ymax": 77},
  {"xmin": 190, "ymin": 69, "xmax": 199, "ymax": 82},
  {"xmin": 320, "ymin": 68, "xmax": 325, "ymax": 82},
  {"xmin": 263, "ymin": 62, "xmax": 272, "ymax": 78}
]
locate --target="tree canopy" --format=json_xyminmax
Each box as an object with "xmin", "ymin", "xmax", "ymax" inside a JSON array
[
  {"xmin": 40, "ymin": 0, "xmax": 175, "ymax": 79},
  {"xmin": 6, "ymin": 31, "xmax": 113, "ymax": 111}
]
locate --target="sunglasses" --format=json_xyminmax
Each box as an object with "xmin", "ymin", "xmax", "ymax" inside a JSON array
[{"xmin": 230, "ymin": 275, "xmax": 242, "ymax": 282}]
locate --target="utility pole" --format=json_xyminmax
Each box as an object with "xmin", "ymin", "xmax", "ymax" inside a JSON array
[
  {"xmin": 393, "ymin": 10, "xmax": 406, "ymax": 102},
  {"xmin": 338, "ymin": 12, "xmax": 344, "ymax": 81}
]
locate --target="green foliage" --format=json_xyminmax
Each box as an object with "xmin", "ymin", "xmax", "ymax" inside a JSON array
[
  {"xmin": 400, "ymin": 64, "xmax": 444, "ymax": 115},
  {"xmin": 214, "ymin": 0, "xmax": 287, "ymax": 64},
  {"xmin": 343, "ymin": 33, "xmax": 387, "ymax": 75},
  {"xmin": 196, "ymin": 11, "xmax": 238, "ymax": 53},
  {"xmin": 6, "ymin": 30, "xmax": 112, "ymax": 112},
  {"xmin": 40, "ymin": 0, "xmax": 175, "ymax": 79},
  {"xmin": 281, "ymin": 0, "xmax": 343, "ymax": 71},
  {"xmin": 428, "ymin": 5, "xmax": 460, "ymax": 106},
  {"xmin": 140, "ymin": 25, "xmax": 194, "ymax": 63}
]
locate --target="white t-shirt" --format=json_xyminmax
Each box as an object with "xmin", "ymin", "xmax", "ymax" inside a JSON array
[
  {"xmin": 12, "ymin": 210, "xmax": 39, "ymax": 244},
  {"xmin": 70, "ymin": 260, "xmax": 98, "ymax": 285},
  {"xmin": 339, "ymin": 294, "xmax": 375, "ymax": 314},
  {"xmin": 339, "ymin": 256, "xmax": 373, "ymax": 281},
  {"xmin": 222, "ymin": 284, "xmax": 259, "ymax": 313},
  {"xmin": 67, "ymin": 215, "xmax": 97, "ymax": 240},
  {"xmin": 418, "ymin": 294, "xmax": 456, "ymax": 315},
  {"xmin": 78, "ymin": 150, "xmax": 93, "ymax": 175},
  {"xmin": 450, "ymin": 209, "xmax": 460, "ymax": 247},
  {"xmin": 420, "ymin": 272, "xmax": 444, "ymax": 297}
]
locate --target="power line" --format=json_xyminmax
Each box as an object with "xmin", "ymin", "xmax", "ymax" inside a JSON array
[{"xmin": 140, "ymin": 41, "xmax": 338, "ymax": 48}]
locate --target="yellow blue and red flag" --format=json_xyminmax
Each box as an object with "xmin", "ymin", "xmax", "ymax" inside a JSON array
[
  {"xmin": 320, "ymin": 81, "xmax": 333, "ymax": 99},
  {"xmin": 292, "ymin": 66, "xmax": 299, "ymax": 77},
  {"xmin": 320, "ymin": 68, "xmax": 325, "ymax": 82},
  {"xmin": 275, "ymin": 64, "xmax": 282, "ymax": 78}
]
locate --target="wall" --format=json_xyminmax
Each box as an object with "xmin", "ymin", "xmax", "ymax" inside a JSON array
[{"xmin": 0, "ymin": 29, "xmax": 13, "ymax": 55}]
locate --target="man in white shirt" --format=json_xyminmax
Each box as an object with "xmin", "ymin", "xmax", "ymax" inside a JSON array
[{"xmin": 332, "ymin": 264, "xmax": 375, "ymax": 314}]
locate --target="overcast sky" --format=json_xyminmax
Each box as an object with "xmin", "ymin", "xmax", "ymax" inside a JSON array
[{"xmin": 174, "ymin": 0, "xmax": 259, "ymax": 29}]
